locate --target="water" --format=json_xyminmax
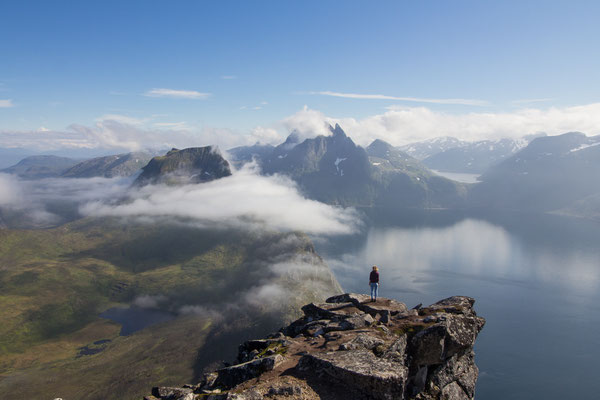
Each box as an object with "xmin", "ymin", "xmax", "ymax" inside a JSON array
[
  {"xmin": 100, "ymin": 306, "xmax": 176, "ymax": 335},
  {"xmin": 315, "ymin": 209, "xmax": 600, "ymax": 399},
  {"xmin": 432, "ymin": 169, "xmax": 481, "ymax": 183}
]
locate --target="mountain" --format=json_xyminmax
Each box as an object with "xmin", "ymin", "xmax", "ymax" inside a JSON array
[
  {"xmin": 228, "ymin": 126, "xmax": 467, "ymax": 208},
  {"xmin": 400, "ymin": 137, "xmax": 467, "ymax": 160},
  {"xmin": 0, "ymin": 218, "xmax": 341, "ymax": 400},
  {"xmin": 553, "ymin": 192, "xmax": 600, "ymax": 221},
  {"xmin": 261, "ymin": 124, "xmax": 374, "ymax": 205},
  {"xmin": 422, "ymin": 137, "xmax": 539, "ymax": 174},
  {"xmin": 61, "ymin": 152, "xmax": 153, "ymax": 178},
  {"xmin": 470, "ymin": 132, "xmax": 600, "ymax": 212},
  {"xmin": 226, "ymin": 143, "xmax": 275, "ymax": 168},
  {"xmin": 366, "ymin": 139, "xmax": 431, "ymax": 176},
  {"xmin": 2, "ymin": 155, "xmax": 80, "ymax": 179},
  {"xmin": 366, "ymin": 139, "xmax": 468, "ymax": 209},
  {"xmin": 147, "ymin": 293, "xmax": 485, "ymax": 400},
  {"xmin": 134, "ymin": 146, "xmax": 232, "ymax": 186},
  {"xmin": 0, "ymin": 148, "xmax": 37, "ymax": 169}
]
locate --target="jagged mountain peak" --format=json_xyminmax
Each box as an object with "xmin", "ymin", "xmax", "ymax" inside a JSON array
[{"xmin": 329, "ymin": 123, "xmax": 347, "ymax": 138}]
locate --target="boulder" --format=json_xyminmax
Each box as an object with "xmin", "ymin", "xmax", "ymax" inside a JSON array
[
  {"xmin": 212, "ymin": 354, "xmax": 284, "ymax": 389},
  {"xmin": 301, "ymin": 302, "xmax": 363, "ymax": 320},
  {"xmin": 429, "ymin": 351, "xmax": 478, "ymax": 398},
  {"xmin": 151, "ymin": 387, "xmax": 193, "ymax": 399},
  {"xmin": 298, "ymin": 350, "xmax": 408, "ymax": 400},
  {"xmin": 326, "ymin": 293, "xmax": 371, "ymax": 305},
  {"xmin": 339, "ymin": 333, "xmax": 385, "ymax": 351}
]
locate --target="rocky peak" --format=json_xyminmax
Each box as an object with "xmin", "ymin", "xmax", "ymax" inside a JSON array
[
  {"xmin": 329, "ymin": 123, "xmax": 348, "ymax": 138},
  {"xmin": 283, "ymin": 131, "xmax": 301, "ymax": 146},
  {"xmin": 367, "ymin": 139, "xmax": 396, "ymax": 158},
  {"xmin": 134, "ymin": 146, "xmax": 232, "ymax": 186},
  {"xmin": 145, "ymin": 293, "xmax": 485, "ymax": 400}
]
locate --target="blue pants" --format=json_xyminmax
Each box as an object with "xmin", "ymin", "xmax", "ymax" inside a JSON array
[{"xmin": 370, "ymin": 282, "xmax": 378, "ymax": 300}]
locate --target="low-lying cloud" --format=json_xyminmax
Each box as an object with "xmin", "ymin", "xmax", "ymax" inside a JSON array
[
  {"xmin": 81, "ymin": 164, "xmax": 359, "ymax": 235},
  {"xmin": 0, "ymin": 174, "xmax": 134, "ymax": 226},
  {"xmin": 0, "ymin": 173, "xmax": 21, "ymax": 206}
]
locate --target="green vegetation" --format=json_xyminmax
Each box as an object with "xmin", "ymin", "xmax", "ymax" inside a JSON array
[{"xmin": 0, "ymin": 217, "xmax": 339, "ymax": 399}]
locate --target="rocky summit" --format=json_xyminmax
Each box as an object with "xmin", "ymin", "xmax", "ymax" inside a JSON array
[{"xmin": 145, "ymin": 293, "xmax": 485, "ymax": 400}]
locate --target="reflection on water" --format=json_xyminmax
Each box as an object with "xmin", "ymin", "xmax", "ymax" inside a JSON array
[
  {"xmin": 431, "ymin": 169, "xmax": 481, "ymax": 183},
  {"xmin": 316, "ymin": 210, "xmax": 600, "ymax": 400}
]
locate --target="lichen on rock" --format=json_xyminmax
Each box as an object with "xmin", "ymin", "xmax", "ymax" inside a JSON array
[{"xmin": 146, "ymin": 294, "xmax": 485, "ymax": 400}]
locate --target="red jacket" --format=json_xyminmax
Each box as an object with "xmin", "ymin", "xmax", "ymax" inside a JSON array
[{"xmin": 369, "ymin": 270, "xmax": 379, "ymax": 283}]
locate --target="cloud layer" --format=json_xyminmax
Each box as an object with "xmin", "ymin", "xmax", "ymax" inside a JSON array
[
  {"xmin": 2, "ymin": 103, "xmax": 600, "ymax": 152},
  {"xmin": 144, "ymin": 88, "xmax": 210, "ymax": 99},
  {"xmin": 280, "ymin": 103, "xmax": 600, "ymax": 147},
  {"xmin": 81, "ymin": 164, "xmax": 359, "ymax": 235}
]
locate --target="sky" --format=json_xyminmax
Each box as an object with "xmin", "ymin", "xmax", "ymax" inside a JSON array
[{"xmin": 1, "ymin": 0, "xmax": 600, "ymax": 152}]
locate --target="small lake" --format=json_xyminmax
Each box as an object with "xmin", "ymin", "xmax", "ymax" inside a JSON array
[
  {"xmin": 315, "ymin": 209, "xmax": 600, "ymax": 400},
  {"xmin": 100, "ymin": 306, "xmax": 176, "ymax": 336}
]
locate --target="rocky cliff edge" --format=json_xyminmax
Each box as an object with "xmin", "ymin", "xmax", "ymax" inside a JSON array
[{"xmin": 145, "ymin": 293, "xmax": 485, "ymax": 400}]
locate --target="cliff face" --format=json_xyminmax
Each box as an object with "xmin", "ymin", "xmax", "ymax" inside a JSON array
[{"xmin": 145, "ymin": 293, "xmax": 485, "ymax": 400}]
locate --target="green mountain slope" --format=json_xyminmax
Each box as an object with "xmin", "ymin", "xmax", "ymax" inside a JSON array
[{"xmin": 0, "ymin": 218, "xmax": 341, "ymax": 400}]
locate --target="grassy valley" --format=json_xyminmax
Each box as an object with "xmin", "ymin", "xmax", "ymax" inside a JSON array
[{"xmin": 0, "ymin": 217, "xmax": 340, "ymax": 399}]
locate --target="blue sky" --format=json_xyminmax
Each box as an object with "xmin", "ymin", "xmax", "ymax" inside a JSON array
[{"xmin": 1, "ymin": 0, "xmax": 599, "ymax": 150}]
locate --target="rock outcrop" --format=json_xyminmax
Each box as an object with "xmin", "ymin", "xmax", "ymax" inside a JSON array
[
  {"xmin": 145, "ymin": 294, "xmax": 485, "ymax": 400},
  {"xmin": 134, "ymin": 146, "xmax": 231, "ymax": 186}
]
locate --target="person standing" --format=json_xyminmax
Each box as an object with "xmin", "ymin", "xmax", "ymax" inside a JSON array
[{"xmin": 369, "ymin": 266, "xmax": 379, "ymax": 302}]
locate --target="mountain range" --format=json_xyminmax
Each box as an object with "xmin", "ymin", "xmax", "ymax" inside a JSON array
[
  {"xmin": 229, "ymin": 124, "xmax": 467, "ymax": 208},
  {"xmin": 1, "ymin": 155, "xmax": 81, "ymax": 179},
  {"xmin": 400, "ymin": 134, "xmax": 545, "ymax": 174},
  {"xmin": 471, "ymin": 132, "xmax": 600, "ymax": 213},
  {"xmin": 61, "ymin": 152, "xmax": 154, "ymax": 178},
  {"xmin": 1, "ymin": 152, "xmax": 155, "ymax": 179}
]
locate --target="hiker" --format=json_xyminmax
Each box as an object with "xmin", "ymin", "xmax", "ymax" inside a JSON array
[{"xmin": 369, "ymin": 266, "xmax": 379, "ymax": 302}]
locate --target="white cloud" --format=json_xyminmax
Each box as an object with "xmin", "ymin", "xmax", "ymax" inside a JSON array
[
  {"xmin": 0, "ymin": 174, "xmax": 134, "ymax": 226},
  {"xmin": 310, "ymin": 91, "xmax": 490, "ymax": 106},
  {"xmin": 221, "ymin": 75, "xmax": 237, "ymax": 80},
  {"xmin": 0, "ymin": 99, "xmax": 14, "ymax": 108},
  {"xmin": 3, "ymin": 103, "xmax": 600, "ymax": 153},
  {"xmin": 153, "ymin": 121, "xmax": 189, "ymax": 130},
  {"xmin": 0, "ymin": 173, "xmax": 21, "ymax": 205},
  {"xmin": 281, "ymin": 105, "xmax": 333, "ymax": 140},
  {"xmin": 144, "ymin": 88, "xmax": 210, "ymax": 99},
  {"xmin": 281, "ymin": 104, "xmax": 600, "ymax": 146},
  {"xmin": 96, "ymin": 114, "xmax": 145, "ymax": 125},
  {"xmin": 133, "ymin": 294, "xmax": 167, "ymax": 308},
  {"xmin": 81, "ymin": 164, "xmax": 360, "ymax": 236},
  {"xmin": 511, "ymin": 98, "xmax": 554, "ymax": 105}
]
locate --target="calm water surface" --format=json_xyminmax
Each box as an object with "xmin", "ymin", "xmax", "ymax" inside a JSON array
[
  {"xmin": 315, "ymin": 210, "xmax": 600, "ymax": 400},
  {"xmin": 100, "ymin": 306, "xmax": 175, "ymax": 335}
]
